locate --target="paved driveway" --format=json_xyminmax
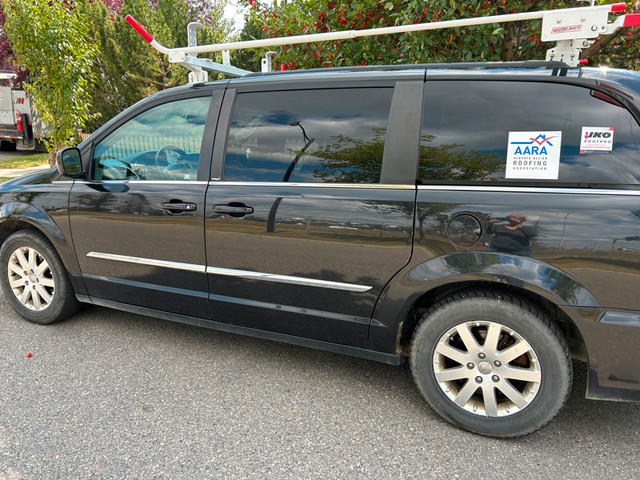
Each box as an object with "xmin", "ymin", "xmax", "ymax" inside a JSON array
[{"xmin": 1, "ymin": 297, "xmax": 639, "ymax": 479}]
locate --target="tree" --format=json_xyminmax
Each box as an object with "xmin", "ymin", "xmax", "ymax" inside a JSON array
[
  {"xmin": 0, "ymin": 7, "xmax": 28, "ymax": 87},
  {"xmin": 242, "ymin": 0, "xmax": 399, "ymax": 69},
  {"xmin": 231, "ymin": 18, "xmax": 266, "ymax": 72},
  {"xmin": 80, "ymin": 0, "xmax": 233, "ymax": 131},
  {"xmin": 418, "ymin": 135, "xmax": 504, "ymax": 182},
  {"xmin": 242, "ymin": 0, "xmax": 640, "ymax": 70},
  {"xmin": 2, "ymin": 0, "xmax": 96, "ymax": 164}
]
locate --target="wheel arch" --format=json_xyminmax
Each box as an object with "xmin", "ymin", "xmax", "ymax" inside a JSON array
[
  {"xmin": 0, "ymin": 206, "xmax": 85, "ymax": 293},
  {"xmin": 0, "ymin": 219, "xmax": 55, "ymax": 249},
  {"xmin": 370, "ymin": 252, "xmax": 594, "ymax": 362},
  {"xmin": 0, "ymin": 202, "xmax": 65, "ymax": 244},
  {"xmin": 398, "ymin": 281, "xmax": 588, "ymax": 362}
]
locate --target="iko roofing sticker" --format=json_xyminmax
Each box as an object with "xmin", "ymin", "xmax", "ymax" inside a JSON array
[
  {"xmin": 506, "ymin": 131, "xmax": 562, "ymax": 180},
  {"xmin": 580, "ymin": 126, "xmax": 614, "ymax": 153}
]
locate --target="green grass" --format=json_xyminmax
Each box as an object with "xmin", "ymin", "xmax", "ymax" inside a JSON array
[
  {"xmin": 0, "ymin": 177, "xmax": 12, "ymax": 183},
  {"xmin": 0, "ymin": 153, "xmax": 49, "ymax": 169}
]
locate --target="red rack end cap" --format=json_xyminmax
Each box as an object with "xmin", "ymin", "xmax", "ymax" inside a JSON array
[
  {"xmin": 610, "ymin": 3, "xmax": 626, "ymax": 12},
  {"xmin": 623, "ymin": 14, "xmax": 640, "ymax": 27},
  {"xmin": 579, "ymin": 59, "xmax": 589, "ymax": 65},
  {"xmin": 125, "ymin": 14, "xmax": 154, "ymax": 43}
]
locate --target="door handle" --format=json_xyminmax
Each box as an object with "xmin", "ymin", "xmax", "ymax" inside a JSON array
[
  {"xmin": 160, "ymin": 202, "xmax": 197, "ymax": 212},
  {"xmin": 213, "ymin": 204, "xmax": 254, "ymax": 216}
]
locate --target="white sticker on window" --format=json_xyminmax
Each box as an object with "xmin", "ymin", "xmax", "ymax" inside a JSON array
[
  {"xmin": 506, "ymin": 131, "xmax": 562, "ymax": 180},
  {"xmin": 580, "ymin": 126, "xmax": 614, "ymax": 153}
]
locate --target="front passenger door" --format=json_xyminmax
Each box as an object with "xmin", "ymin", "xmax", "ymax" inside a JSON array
[{"xmin": 68, "ymin": 93, "xmax": 219, "ymax": 318}]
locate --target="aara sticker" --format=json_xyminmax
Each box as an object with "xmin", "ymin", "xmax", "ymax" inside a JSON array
[
  {"xmin": 580, "ymin": 126, "xmax": 614, "ymax": 153},
  {"xmin": 506, "ymin": 131, "xmax": 562, "ymax": 180}
]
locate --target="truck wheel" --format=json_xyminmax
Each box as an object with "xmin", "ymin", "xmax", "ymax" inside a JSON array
[
  {"xmin": 0, "ymin": 230, "xmax": 79, "ymax": 324},
  {"xmin": 0, "ymin": 140, "xmax": 17, "ymax": 151},
  {"xmin": 410, "ymin": 290, "xmax": 572, "ymax": 438}
]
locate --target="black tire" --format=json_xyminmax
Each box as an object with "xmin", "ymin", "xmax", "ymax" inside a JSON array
[
  {"xmin": 0, "ymin": 230, "xmax": 79, "ymax": 324},
  {"xmin": 0, "ymin": 140, "xmax": 17, "ymax": 151},
  {"xmin": 410, "ymin": 289, "xmax": 572, "ymax": 438}
]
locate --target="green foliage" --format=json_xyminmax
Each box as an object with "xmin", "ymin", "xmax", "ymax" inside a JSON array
[
  {"xmin": 593, "ymin": 1, "xmax": 640, "ymax": 68},
  {"xmin": 242, "ymin": 0, "xmax": 399, "ymax": 69},
  {"xmin": 1, "ymin": 0, "xmax": 234, "ymax": 141},
  {"xmin": 312, "ymin": 127, "xmax": 387, "ymax": 183},
  {"xmin": 81, "ymin": 0, "xmax": 233, "ymax": 131},
  {"xmin": 231, "ymin": 20, "xmax": 266, "ymax": 72},
  {"xmin": 243, "ymin": 0, "xmax": 640, "ymax": 70},
  {"xmin": 418, "ymin": 135, "xmax": 504, "ymax": 181},
  {"xmin": 2, "ymin": 0, "xmax": 96, "ymax": 156}
]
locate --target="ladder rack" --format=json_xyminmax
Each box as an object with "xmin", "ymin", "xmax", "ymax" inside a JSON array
[{"xmin": 125, "ymin": 2, "xmax": 640, "ymax": 83}]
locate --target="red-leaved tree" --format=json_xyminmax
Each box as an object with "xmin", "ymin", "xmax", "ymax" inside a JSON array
[
  {"xmin": 242, "ymin": 0, "xmax": 640, "ymax": 70},
  {"xmin": 0, "ymin": 7, "xmax": 28, "ymax": 86}
]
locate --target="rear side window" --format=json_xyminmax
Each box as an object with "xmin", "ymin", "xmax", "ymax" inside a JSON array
[
  {"xmin": 223, "ymin": 88, "xmax": 394, "ymax": 183},
  {"xmin": 420, "ymin": 81, "xmax": 640, "ymax": 186}
]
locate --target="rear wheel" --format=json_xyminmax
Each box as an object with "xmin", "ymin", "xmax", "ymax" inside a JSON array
[
  {"xmin": 0, "ymin": 230, "xmax": 79, "ymax": 324},
  {"xmin": 410, "ymin": 290, "xmax": 572, "ymax": 437}
]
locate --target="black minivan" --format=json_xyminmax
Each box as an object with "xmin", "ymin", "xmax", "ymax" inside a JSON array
[{"xmin": 2, "ymin": 62, "xmax": 640, "ymax": 437}]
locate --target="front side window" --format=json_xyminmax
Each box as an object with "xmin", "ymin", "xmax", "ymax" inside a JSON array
[
  {"xmin": 92, "ymin": 96, "xmax": 211, "ymax": 181},
  {"xmin": 420, "ymin": 81, "xmax": 640, "ymax": 186},
  {"xmin": 223, "ymin": 88, "xmax": 394, "ymax": 183}
]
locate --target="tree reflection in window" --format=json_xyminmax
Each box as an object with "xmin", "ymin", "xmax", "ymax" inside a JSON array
[
  {"xmin": 224, "ymin": 88, "xmax": 393, "ymax": 184},
  {"xmin": 310, "ymin": 127, "xmax": 386, "ymax": 183},
  {"xmin": 419, "ymin": 134, "xmax": 504, "ymax": 182}
]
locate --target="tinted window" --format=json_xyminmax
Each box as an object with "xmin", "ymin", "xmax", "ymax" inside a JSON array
[
  {"xmin": 420, "ymin": 81, "xmax": 640, "ymax": 186},
  {"xmin": 223, "ymin": 88, "xmax": 393, "ymax": 183},
  {"xmin": 92, "ymin": 96, "xmax": 210, "ymax": 181}
]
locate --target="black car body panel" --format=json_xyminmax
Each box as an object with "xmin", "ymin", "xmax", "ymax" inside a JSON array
[
  {"xmin": 0, "ymin": 168, "xmax": 84, "ymax": 292},
  {"xmin": 205, "ymin": 183, "xmax": 415, "ymax": 347},
  {"xmin": 2, "ymin": 64, "xmax": 640, "ymax": 420}
]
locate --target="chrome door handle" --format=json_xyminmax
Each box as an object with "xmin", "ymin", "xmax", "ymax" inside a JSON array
[
  {"xmin": 213, "ymin": 204, "xmax": 254, "ymax": 215},
  {"xmin": 160, "ymin": 202, "xmax": 197, "ymax": 212}
]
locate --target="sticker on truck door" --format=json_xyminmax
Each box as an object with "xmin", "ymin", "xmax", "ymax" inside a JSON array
[
  {"xmin": 580, "ymin": 126, "xmax": 614, "ymax": 153},
  {"xmin": 506, "ymin": 131, "xmax": 562, "ymax": 180}
]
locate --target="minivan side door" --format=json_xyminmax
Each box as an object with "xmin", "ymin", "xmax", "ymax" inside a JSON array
[
  {"xmin": 68, "ymin": 90, "xmax": 222, "ymax": 318},
  {"xmin": 204, "ymin": 76, "xmax": 421, "ymax": 347}
]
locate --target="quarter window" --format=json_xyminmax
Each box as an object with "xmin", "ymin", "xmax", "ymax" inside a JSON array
[
  {"xmin": 92, "ymin": 96, "xmax": 211, "ymax": 181},
  {"xmin": 420, "ymin": 81, "xmax": 640, "ymax": 186},
  {"xmin": 223, "ymin": 88, "xmax": 394, "ymax": 183}
]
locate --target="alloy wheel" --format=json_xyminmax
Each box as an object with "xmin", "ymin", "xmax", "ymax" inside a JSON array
[
  {"xmin": 7, "ymin": 246, "xmax": 55, "ymax": 311},
  {"xmin": 433, "ymin": 320, "xmax": 541, "ymax": 417}
]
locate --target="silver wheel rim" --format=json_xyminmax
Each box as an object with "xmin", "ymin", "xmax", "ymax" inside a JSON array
[
  {"xmin": 433, "ymin": 321, "xmax": 541, "ymax": 417},
  {"xmin": 7, "ymin": 246, "xmax": 55, "ymax": 311}
]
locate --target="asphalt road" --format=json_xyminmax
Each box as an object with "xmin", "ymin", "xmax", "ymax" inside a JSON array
[{"xmin": 1, "ymin": 296, "xmax": 639, "ymax": 480}]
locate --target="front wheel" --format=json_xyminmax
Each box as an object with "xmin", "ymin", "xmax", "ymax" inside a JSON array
[
  {"xmin": 0, "ymin": 230, "xmax": 79, "ymax": 324},
  {"xmin": 410, "ymin": 290, "xmax": 572, "ymax": 437}
]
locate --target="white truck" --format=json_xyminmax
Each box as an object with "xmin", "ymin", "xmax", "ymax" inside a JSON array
[{"xmin": 0, "ymin": 73, "xmax": 46, "ymax": 150}]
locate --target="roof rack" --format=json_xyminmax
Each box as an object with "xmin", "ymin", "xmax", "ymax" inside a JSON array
[
  {"xmin": 238, "ymin": 60, "xmax": 578, "ymax": 81},
  {"xmin": 125, "ymin": 2, "xmax": 640, "ymax": 83}
]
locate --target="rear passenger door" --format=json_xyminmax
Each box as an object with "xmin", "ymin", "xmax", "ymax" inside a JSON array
[{"xmin": 204, "ymin": 77, "xmax": 420, "ymax": 347}]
